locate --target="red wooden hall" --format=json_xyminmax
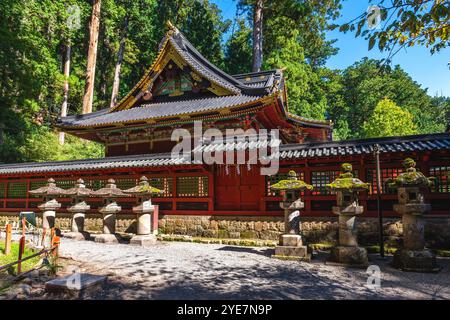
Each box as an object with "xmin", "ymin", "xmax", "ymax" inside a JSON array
[
  {"xmin": 0, "ymin": 24, "xmax": 449, "ymax": 230},
  {"xmin": 0, "ymin": 133, "xmax": 449, "ymax": 218}
]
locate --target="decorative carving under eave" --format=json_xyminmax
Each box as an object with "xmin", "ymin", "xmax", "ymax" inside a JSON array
[{"xmin": 280, "ymin": 126, "xmax": 306, "ymax": 143}]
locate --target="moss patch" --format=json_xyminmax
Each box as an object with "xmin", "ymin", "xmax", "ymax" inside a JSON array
[
  {"xmin": 158, "ymin": 234, "xmax": 277, "ymax": 247},
  {"xmin": 309, "ymin": 243, "xmax": 335, "ymax": 251}
]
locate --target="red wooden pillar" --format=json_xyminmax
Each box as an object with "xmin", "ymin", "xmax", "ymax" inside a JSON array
[
  {"xmin": 359, "ymin": 156, "xmax": 368, "ymax": 215},
  {"xmin": 258, "ymin": 164, "xmax": 266, "ymax": 212},
  {"xmin": 208, "ymin": 166, "xmax": 214, "ymax": 212},
  {"xmin": 153, "ymin": 205, "xmax": 159, "ymax": 233}
]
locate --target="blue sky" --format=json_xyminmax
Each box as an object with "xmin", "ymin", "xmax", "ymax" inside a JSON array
[{"xmin": 211, "ymin": 0, "xmax": 450, "ymax": 97}]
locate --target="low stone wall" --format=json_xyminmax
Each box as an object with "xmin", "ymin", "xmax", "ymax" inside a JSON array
[{"xmin": 1, "ymin": 212, "xmax": 449, "ymax": 249}]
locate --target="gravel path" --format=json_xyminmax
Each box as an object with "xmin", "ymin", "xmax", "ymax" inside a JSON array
[{"xmin": 55, "ymin": 238, "xmax": 450, "ymax": 300}]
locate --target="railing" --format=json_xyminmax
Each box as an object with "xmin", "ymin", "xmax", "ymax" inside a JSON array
[{"xmin": 1, "ymin": 221, "xmax": 60, "ymax": 276}]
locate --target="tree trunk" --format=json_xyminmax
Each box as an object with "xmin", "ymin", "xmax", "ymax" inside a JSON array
[
  {"xmin": 82, "ymin": 0, "xmax": 102, "ymax": 114},
  {"xmin": 252, "ymin": 0, "xmax": 263, "ymax": 72},
  {"xmin": 110, "ymin": 15, "xmax": 129, "ymax": 109},
  {"xmin": 59, "ymin": 44, "xmax": 71, "ymax": 145}
]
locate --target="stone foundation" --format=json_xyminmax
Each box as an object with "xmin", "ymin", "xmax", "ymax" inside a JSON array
[{"xmin": 1, "ymin": 212, "xmax": 449, "ymax": 249}]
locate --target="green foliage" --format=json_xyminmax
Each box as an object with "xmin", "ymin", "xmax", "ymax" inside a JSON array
[
  {"xmin": 43, "ymin": 255, "xmax": 64, "ymax": 276},
  {"xmin": 16, "ymin": 128, "xmax": 104, "ymax": 163},
  {"xmin": 0, "ymin": 0, "xmax": 447, "ymax": 165},
  {"xmin": 156, "ymin": 0, "xmax": 230, "ymax": 68},
  {"xmin": 329, "ymin": 58, "xmax": 446, "ymax": 138},
  {"xmin": 336, "ymin": 0, "xmax": 450, "ymax": 56},
  {"xmin": 264, "ymin": 31, "xmax": 328, "ymax": 120},
  {"xmin": 224, "ymin": 19, "xmax": 253, "ymax": 74},
  {"xmin": 362, "ymin": 98, "xmax": 417, "ymax": 138}
]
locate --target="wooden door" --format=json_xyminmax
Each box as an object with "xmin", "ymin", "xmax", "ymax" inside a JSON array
[{"xmin": 215, "ymin": 165, "xmax": 260, "ymax": 211}]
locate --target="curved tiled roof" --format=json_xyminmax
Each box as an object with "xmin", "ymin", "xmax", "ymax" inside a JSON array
[
  {"xmin": 0, "ymin": 153, "xmax": 196, "ymax": 175},
  {"xmin": 274, "ymin": 133, "xmax": 450, "ymax": 159},
  {"xmin": 57, "ymin": 95, "xmax": 266, "ymax": 128},
  {"xmin": 1, "ymin": 133, "xmax": 448, "ymax": 175}
]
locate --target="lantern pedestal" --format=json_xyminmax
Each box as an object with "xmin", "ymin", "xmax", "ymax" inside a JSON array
[
  {"xmin": 64, "ymin": 202, "xmax": 90, "ymax": 241},
  {"xmin": 130, "ymin": 200, "xmax": 157, "ymax": 246},
  {"xmin": 272, "ymin": 199, "xmax": 309, "ymax": 261},
  {"xmin": 38, "ymin": 199, "xmax": 61, "ymax": 230},
  {"xmin": 94, "ymin": 202, "xmax": 121, "ymax": 244},
  {"xmin": 327, "ymin": 203, "xmax": 369, "ymax": 268},
  {"xmin": 392, "ymin": 188, "xmax": 439, "ymax": 272}
]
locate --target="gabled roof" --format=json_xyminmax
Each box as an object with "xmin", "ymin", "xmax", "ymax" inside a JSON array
[
  {"xmin": 57, "ymin": 23, "xmax": 287, "ymax": 130},
  {"xmin": 109, "ymin": 23, "xmax": 283, "ymax": 113}
]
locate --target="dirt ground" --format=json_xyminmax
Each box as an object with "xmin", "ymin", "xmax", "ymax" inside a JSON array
[{"xmin": 1, "ymin": 238, "xmax": 449, "ymax": 300}]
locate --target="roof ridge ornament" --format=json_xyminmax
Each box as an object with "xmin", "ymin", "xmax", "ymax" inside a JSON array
[{"xmin": 166, "ymin": 20, "xmax": 178, "ymax": 35}]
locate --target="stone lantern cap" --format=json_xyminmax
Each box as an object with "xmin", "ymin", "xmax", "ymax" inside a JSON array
[
  {"xmin": 270, "ymin": 170, "xmax": 313, "ymax": 191},
  {"xmin": 388, "ymin": 158, "xmax": 435, "ymax": 189},
  {"xmin": 64, "ymin": 178, "xmax": 93, "ymax": 198},
  {"xmin": 28, "ymin": 178, "xmax": 65, "ymax": 197},
  {"xmin": 327, "ymin": 163, "xmax": 369, "ymax": 192},
  {"xmin": 123, "ymin": 176, "xmax": 163, "ymax": 197},
  {"xmin": 90, "ymin": 178, "xmax": 129, "ymax": 198}
]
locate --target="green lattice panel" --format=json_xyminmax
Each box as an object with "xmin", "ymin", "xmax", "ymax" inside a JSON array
[
  {"xmin": 176, "ymin": 176, "xmax": 209, "ymax": 197},
  {"xmin": 56, "ymin": 179, "xmax": 77, "ymax": 190},
  {"xmin": 85, "ymin": 179, "xmax": 107, "ymax": 191},
  {"xmin": 149, "ymin": 177, "xmax": 173, "ymax": 197},
  {"xmin": 116, "ymin": 178, "xmax": 137, "ymax": 190},
  {"xmin": 7, "ymin": 182, "xmax": 27, "ymax": 199},
  {"xmin": 429, "ymin": 166, "xmax": 450, "ymax": 193},
  {"xmin": 29, "ymin": 180, "xmax": 47, "ymax": 198},
  {"xmin": 311, "ymin": 170, "xmax": 358, "ymax": 195}
]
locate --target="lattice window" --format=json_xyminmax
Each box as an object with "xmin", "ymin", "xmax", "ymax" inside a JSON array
[
  {"xmin": 56, "ymin": 179, "xmax": 76, "ymax": 190},
  {"xmin": 0, "ymin": 182, "xmax": 5, "ymax": 199},
  {"xmin": 149, "ymin": 177, "xmax": 173, "ymax": 197},
  {"xmin": 176, "ymin": 176, "xmax": 209, "ymax": 197},
  {"xmin": 85, "ymin": 179, "xmax": 107, "ymax": 191},
  {"xmin": 7, "ymin": 182, "xmax": 27, "ymax": 199},
  {"xmin": 266, "ymin": 172, "xmax": 305, "ymax": 196},
  {"xmin": 116, "ymin": 178, "xmax": 137, "ymax": 190},
  {"xmin": 311, "ymin": 170, "xmax": 358, "ymax": 195},
  {"xmin": 366, "ymin": 168, "xmax": 402, "ymax": 194},
  {"xmin": 29, "ymin": 181, "xmax": 47, "ymax": 198},
  {"xmin": 429, "ymin": 166, "xmax": 450, "ymax": 193},
  {"xmin": 311, "ymin": 171, "xmax": 336, "ymax": 195}
]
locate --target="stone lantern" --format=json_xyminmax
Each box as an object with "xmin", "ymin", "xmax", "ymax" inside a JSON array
[
  {"xmin": 28, "ymin": 178, "xmax": 65, "ymax": 230},
  {"xmin": 90, "ymin": 178, "xmax": 129, "ymax": 244},
  {"xmin": 123, "ymin": 176, "xmax": 162, "ymax": 246},
  {"xmin": 63, "ymin": 178, "xmax": 92, "ymax": 241},
  {"xmin": 388, "ymin": 158, "xmax": 440, "ymax": 272},
  {"xmin": 326, "ymin": 163, "xmax": 369, "ymax": 267},
  {"xmin": 270, "ymin": 170, "xmax": 313, "ymax": 260}
]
